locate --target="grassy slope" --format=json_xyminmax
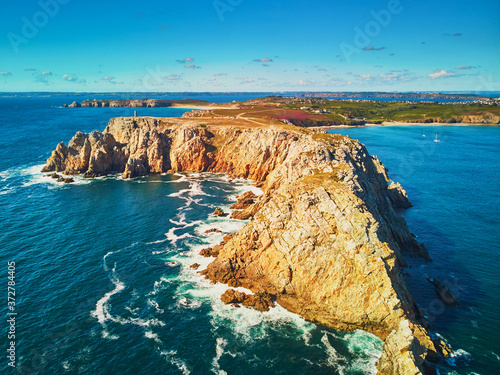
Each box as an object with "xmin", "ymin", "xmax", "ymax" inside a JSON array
[{"xmin": 284, "ymin": 100, "xmax": 500, "ymax": 124}]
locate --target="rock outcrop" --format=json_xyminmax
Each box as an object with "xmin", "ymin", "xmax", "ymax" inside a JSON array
[
  {"xmin": 427, "ymin": 278, "xmax": 459, "ymax": 306},
  {"xmin": 220, "ymin": 289, "xmax": 275, "ymax": 312},
  {"xmin": 43, "ymin": 117, "xmax": 448, "ymax": 374},
  {"xmin": 65, "ymin": 98, "xmax": 209, "ymax": 108}
]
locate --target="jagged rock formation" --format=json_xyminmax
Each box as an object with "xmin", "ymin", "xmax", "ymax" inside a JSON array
[
  {"xmin": 220, "ymin": 289, "xmax": 275, "ymax": 312},
  {"xmin": 42, "ymin": 117, "xmax": 449, "ymax": 374},
  {"xmin": 63, "ymin": 98, "xmax": 209, "ymax": 108},
  {"xmin": 427, "ymin": 278, "xmax": 459, "ymax": 306},
  {"xmin": 460, "ymin": 112, "xmax": 500, "ymax": 124}
]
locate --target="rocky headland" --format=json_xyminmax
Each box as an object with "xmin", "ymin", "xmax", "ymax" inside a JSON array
[
  {"xmin": 42, "ymin": 116, "xmax": 451, "ymax": 374},
  {"xmin": 62, "ymin": 98, "xmax": 210, "ymax": 108}
]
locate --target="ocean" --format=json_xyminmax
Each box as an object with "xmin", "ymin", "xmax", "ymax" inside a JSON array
[
  {"xmin": 0, "ymin": 95, "xmax": 498, "ymax": 375},
  {"xmin": 1, "ymin": 96, "xmax": 382, "ymax": 375},
  {"xmin": 329, "ymin": 125, "xmax": 500, "ymax": 375}
]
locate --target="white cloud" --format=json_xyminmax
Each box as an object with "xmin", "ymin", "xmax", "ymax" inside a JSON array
[
  {"xmin": 428, "ymin": 70, "xmax": 458, "ymax": 79},
  {"xmin": 35, "ymin": 71, "xmax": 54, "ymax": 85},
  {"xmin": 237, "ymin": 77, "xmax": 254, "ymax": 83},
  {"xmin": 184, "ymin": 64, "xmax": 201, "ymax": 69},
  {"xmin": 176, "ymin": 57, "xmax": 194, "ymax": 64},
  {"xmin": 0, "ymin": 71, "xmax": 12, "ymax": 76},
  {"xmin": 253, "ymin": 57, "xmax": 273, "ymax": 63},
  {"xmin": 62, "ymin": 74, "xmax": 86, "ymax": 84},
  {"xmin": 378, "ymin": 73, "xmax": 398, "ymax": 81},
  {"xmin": 102, "ymin": 76, "xmax": 117, "ymax": 84}
]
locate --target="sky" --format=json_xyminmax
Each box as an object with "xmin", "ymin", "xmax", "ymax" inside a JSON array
[{"xmin": 0, "ymin": 0, "xmax": 499, "ymax": 92}]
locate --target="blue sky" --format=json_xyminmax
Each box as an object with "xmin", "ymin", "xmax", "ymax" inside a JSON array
[{"xmin": 0, "ymin": 0, "xmax": 499, "ymax": 92}]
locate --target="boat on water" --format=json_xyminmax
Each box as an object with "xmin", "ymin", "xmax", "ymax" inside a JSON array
[{"xmin": 434, "ymin": 134, "xmax": 440, "ymax": 143}]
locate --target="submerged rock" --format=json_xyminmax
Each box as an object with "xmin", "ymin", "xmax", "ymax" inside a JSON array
[
  {"xmin": 57, "ymin": 177, "xmax": 74, "ymax": 183},
  {"xmin": 427, "ymin": 278, "xmax": 459, "ymax": 306}
]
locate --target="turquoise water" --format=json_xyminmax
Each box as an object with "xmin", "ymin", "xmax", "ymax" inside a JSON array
[
  {"xmin": 329, "ymin": 125, "xmax": 500, "ymax": 374},
  {"xmin": 1, "ymin": 96, "xmax": 385, "ymax": 375}
]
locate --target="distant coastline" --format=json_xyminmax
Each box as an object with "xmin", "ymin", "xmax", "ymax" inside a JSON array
[
  {"xmin": 311, "ymin": 122, "xmax": 499, "ymax": 130},
  {"xmin": 62, "ymin": 96, "xmax": 500, "ymax": 127}
]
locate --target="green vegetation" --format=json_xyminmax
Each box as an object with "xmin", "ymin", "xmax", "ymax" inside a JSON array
[{"xmin": 282, "ymin": 98, "xmax": 499, "ymax": 126}]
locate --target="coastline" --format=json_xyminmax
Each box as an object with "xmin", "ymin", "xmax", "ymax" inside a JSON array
[
  {"xmin": 171, "ymin": 103, "xmax": 236, "ymax": 110},
  {"xmin": 41, "ymin": 115, "xmax": 454, "ymax": 374},
  {"xmin": 310, "ymin": 122, "xmax": 499, "ymax": 130}
]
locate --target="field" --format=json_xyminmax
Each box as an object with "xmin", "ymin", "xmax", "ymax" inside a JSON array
[{"xmin": 180, "ymin": 96, "xmax": 500, "ymax": 128}]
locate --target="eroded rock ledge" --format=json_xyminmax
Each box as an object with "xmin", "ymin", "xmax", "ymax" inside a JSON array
[{"xmin": 43, "ymin": 117, "xmax": 449, "ymax": 374}]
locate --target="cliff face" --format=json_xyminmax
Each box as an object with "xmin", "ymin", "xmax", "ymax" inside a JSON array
[
  {"xmin": 43, "ymin": 117, "xmax": 447, "ymax": 374},
  {"xmin": 393, "ymin": 111, "xmax": 500, "ymax": 125}
]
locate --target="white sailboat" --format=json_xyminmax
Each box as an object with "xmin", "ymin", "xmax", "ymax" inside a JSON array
[{"xmin": 434, "ymin": 134, "xmax": 440, "ymax": 143}]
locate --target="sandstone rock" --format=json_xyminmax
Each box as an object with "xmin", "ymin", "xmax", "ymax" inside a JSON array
[
  {"xmin": 210, "ymin": 244, "xmax": 226, "ymax": 257},
  {"xmin": 242, "ymin": 290, "xmax": 275, "ymax": 312},
  {"xmin": 213, "ymin": 208, "xmax": 228, "ymax": 217},
  {"xmin": 220, "ymin": 289, "xmax": 274, "ymax": 312},
  {"xmin": 229, "ymin": 199, "xmax": 254, "ymax": 210},
  {"xmin": 190, "ymin": 263, "xmax": 200, "ymax": 269},
  {"xmin": 42, "ymin": 117, "xmax": 448, "ymax": 373},
  {"xmin": 377, "ymin": 319, "xmax": 427, "ymax": 374},
  {"xmin": 230, "ymin": 190, "xmax": 258, "ymax": 209},
  {"xmin": 68, "ymin": 101, "xmax": 81, "ymax": 108},
  {"xmin": 388, "ymin": 182, "xmax": 413, "ymax": 209},
  {"xmin": 220, "ymin": 289, "xmax": 246, "ymax": 304},
  {"xmin": 237, "ymin": 191, "xmax": 257, "ymax": 200},
  {"xmin": 204, "ymin": 228, "xmax": 222, "ymax": 234},
  {"xmin": 56, "ymin": 177, "xmax": 74, "ymax": 183},
  {"xmin": 230, "ymin": 209, "xmax": 253, "ymax": 220},
  {"xmin": 199, "ymin": 248, "xmax": 213, "ymax": 257}
]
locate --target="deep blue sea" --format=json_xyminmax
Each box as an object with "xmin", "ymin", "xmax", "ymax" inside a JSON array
[
  {"xmin": 330, "ymin": 125, "xmax": 500, "ymax": 374},
  {"xmin": 0, "ymin": 96, "xmax": 498, "ymax": 375},
  {"xmin": 1, "ymin": 96, "xmax": 382, "ymax": 375}
]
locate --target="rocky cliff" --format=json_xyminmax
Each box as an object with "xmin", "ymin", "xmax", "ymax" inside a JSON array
[
  {"xmin": 63, "ymin": 98, "xmax": 209, "ymax": 108},
  {"xmin": 42, "ymin": 117, "xmax": 449, "ymax": 374}
]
